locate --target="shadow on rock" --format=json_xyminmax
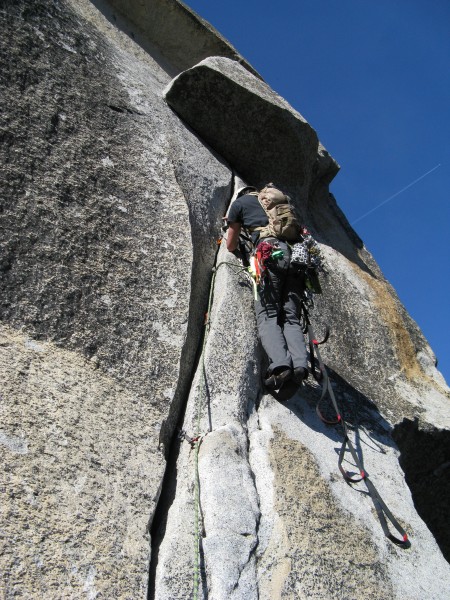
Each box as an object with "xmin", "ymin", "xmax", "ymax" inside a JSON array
[
  {"xmin": 283, "ymin": 366, "xmax": 397, "ymax": 458},
  {"xmin": 393, "ymin": 418, "xmax": 450, "ymax": 563}
]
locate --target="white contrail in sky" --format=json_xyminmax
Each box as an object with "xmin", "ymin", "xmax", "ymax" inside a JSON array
[{"xmin": 351, "ymin": 163, "xmax": 442, "ymax": 225}]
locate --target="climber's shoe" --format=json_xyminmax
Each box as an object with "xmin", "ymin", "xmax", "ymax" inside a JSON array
[
  {"xmin": 293, "ymin": 366, "xmax": 308, "ymax": 385},
  {"xmin": 264, "ymin": 367, "xmax": 292, "ymax": 390}
]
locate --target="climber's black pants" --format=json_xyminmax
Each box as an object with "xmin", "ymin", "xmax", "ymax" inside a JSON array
[{"xmin": 254, "ymin": 239, "xmax": 308, "ymax": 374}]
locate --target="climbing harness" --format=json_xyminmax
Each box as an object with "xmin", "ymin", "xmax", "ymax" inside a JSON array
[{"xmin": 301, "ymin": 301, "xmax": 410, "ymax": 546}]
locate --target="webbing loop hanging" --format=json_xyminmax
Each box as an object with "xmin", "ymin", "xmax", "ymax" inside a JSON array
[{"xmin": 303, "ymin": 302, "xmax": 410, "ymax": 546}]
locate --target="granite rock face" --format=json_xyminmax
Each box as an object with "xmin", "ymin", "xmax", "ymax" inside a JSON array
[
  {"xmin": 1, "ymin": 0, "xmax": 449, "ymax": 598},
  {"xmin": 151, "ymin": 184, "xmax": 450, "ymax": 600},
  {"xmin": 97, "ymin": 0, "xmax": 261, "ymax": 78},
  {"xmin": 165, "ymin": 56, "xmax": 338, "ymax": 197},
  {"xmin": 1, "ymin": 0, "xmax": 231, "ymax": 596}
]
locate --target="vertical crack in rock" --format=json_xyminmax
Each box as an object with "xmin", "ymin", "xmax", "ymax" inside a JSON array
[
  {"xmin": 199, "ymin": 426, "xmax": 260, "ymax": 598},
  {"xmin": 393, "ymin": 418, "xmax": 450, "ymax": 563},
  {"xmin": 244, "ymin": 397, "xmax": 264, "ymax": 594},
  {"xmin": 156, "ymin": 150, "xmax": 234, "ymax": 456},
  {"xmin": 191, "ymin": 178, "xmax": 262, "ymax": 599},
  {"xmin": 248, "ymin": 400, "xmax": 288, "ymax": 599},
  {"xmin": 147, "ymin": 430, "xmax": 181, "ymax": 600},
  {"xmin": 148, "ymin": 176, "xmax": 237, "ymax": 598},
  {"xmin": 150, "ymin": 176, "xmax": 265, "ymax": 599}
]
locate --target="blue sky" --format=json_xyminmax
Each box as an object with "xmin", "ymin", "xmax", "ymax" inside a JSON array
[{"xmin": 186, "ymin": 0, "xmax": 450, "ymax": 384}]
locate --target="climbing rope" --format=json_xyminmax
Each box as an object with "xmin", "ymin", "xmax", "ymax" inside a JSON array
[
  {"xmin": 302, "ymin": 303, "xmax": 410, "ymax": 546},
  {"xmin": 187, "ymin": 259, "xmax": 249, "ymax": 600}
]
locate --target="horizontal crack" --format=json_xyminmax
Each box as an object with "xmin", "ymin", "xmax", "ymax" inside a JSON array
[{"xmin": 107, "ymin": 103, "xmax": 145, "ymax": 115}]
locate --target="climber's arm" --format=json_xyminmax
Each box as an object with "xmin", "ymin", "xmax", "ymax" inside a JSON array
[{"xmin": 226, "ymin": 222, "xmax": 241, "ymax": 252}]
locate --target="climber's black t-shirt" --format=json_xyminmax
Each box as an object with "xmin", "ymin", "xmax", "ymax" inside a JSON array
[{"xmin": 227, "ymin": 194, "xmax": 268, "ymax": 243}]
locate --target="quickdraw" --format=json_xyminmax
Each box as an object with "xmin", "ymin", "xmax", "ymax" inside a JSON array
[
  {"xmin": 179, "ymin": 430, "xmax": 204, "ymax": 447},
  {"xmin": 301, "ymin": 301, "xmax": 410, "ymax": 546}
]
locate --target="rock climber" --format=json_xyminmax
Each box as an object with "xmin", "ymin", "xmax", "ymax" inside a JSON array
[{"xmin": 226, "ymin": 184, "xmax": 309, "ymax": 390}]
